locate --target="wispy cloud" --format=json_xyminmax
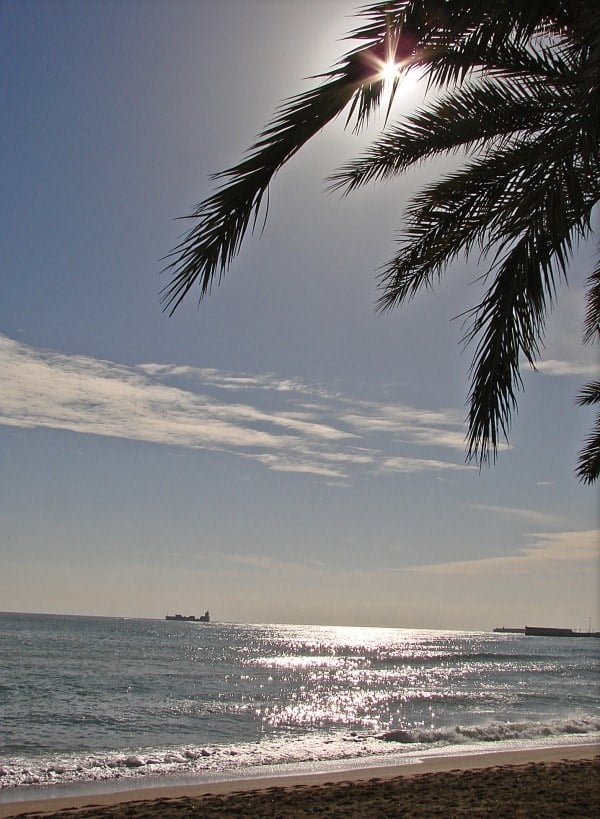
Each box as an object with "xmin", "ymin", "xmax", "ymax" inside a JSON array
[
  {"xmin": 528, "ymin": 284, "xmax": 599, "ymax": 377},
  {"xmin": 465, "ymin": 503, "xmax": 558, "ymax": 526},
  {"xmin": 1, "ymin": 334, "xmax": 472, "ymax": 480},
  {"xmin": 381, "ymin": 455, "xmax": 470, "ymax": 474},
  {"xmin": 534, "ymin": 359, "xmax": 599, "ymax": 377},
  {"xmin": 139, "ymin": 363, "xmax": 340, "ymax": 398},
  {"xmin": 216, "ymin": 529, "xmax": 600, "ymax": 578},
  {"xmin": 407, "ymin": 529, "xmax": 599, "ymax": 576},
  {"xmin": 340, "ymin": 403, "xmax": 466, "ymax": 450}
]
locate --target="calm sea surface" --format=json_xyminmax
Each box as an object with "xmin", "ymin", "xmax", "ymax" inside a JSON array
[{"xmin": 1, "ymin": 613, "xmax": 598, "ymax": 801}]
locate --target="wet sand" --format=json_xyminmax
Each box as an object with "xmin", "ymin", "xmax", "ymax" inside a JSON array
[{"xmin": 1, "ymin": 745, "xmax": 598, "ymax": 818}]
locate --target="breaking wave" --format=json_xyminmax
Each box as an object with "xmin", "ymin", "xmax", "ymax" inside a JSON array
[
  {"xmin": 379, "ymin": 717, "xmax": 600, "ymax": 745},
  {"xmin": 2, "ymin": 717, "xmax": 599, "ymax": 792}
]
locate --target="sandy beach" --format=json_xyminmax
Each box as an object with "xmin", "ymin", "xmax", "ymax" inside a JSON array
[{"xmin": 1, "ymin": 745, "xmax": 598, "ymax": 818}]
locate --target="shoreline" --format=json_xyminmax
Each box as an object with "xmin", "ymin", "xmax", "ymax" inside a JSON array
[{"xmin": 1, "ymin": 743, "xmax": 597, "ymax": 818}]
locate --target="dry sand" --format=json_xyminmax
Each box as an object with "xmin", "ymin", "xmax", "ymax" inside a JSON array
[{"xmin": 1, "ymin": 745, "xmax": 598, "ymax": 818}]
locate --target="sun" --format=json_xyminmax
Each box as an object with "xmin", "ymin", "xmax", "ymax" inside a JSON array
[
  {"xmin": 378, "ymin": 59, "xmax": 404, "ymax": 114},
  {"xmin": 380, "ymin": 60, "xmax": 401, "ymax": 87},
  {"xmin": 376, "ymin": 58, "xmax": 424, "ymax": 116}
]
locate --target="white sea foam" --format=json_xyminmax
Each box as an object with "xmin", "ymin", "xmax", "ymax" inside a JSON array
[
  {"xmin": 379, "ymin": 717, "xmax": 600, "ymax": 744},
  {"xmin": 2, "ymin": 718, "xmax": 599, "ymax": 793}
]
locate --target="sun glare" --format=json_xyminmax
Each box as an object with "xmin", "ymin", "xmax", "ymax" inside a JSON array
[
  {"xmin": 380, "ymin": 60, "xmax": 401, "ymax": 87},
  {"xmin": 375, "ymin": 56, "xmax": 424, "ymax": 117},
  {"xmin": 378, "ymin": 59, "xmax": 404, "ymax": 114}
]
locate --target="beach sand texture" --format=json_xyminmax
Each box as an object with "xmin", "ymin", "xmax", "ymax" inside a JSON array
[{"xmin": 3, "ymin": 751, "xmax": 598, "ymax": 818}]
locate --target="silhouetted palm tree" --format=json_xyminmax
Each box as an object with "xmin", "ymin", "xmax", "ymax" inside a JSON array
[{"xmin": 162, "ymin": 0, "xmax": 599, "ymax": 482}]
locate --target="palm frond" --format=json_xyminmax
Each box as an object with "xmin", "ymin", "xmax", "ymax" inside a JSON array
[
  {"xmin": 583, "ymin": 264, "xmax": 600, "ymax": 344},
  {"xmin": 330, "ymin": 24, "xmax": 597, "ymax": 197},
  {"xmin": 576, "ymin": 380, "xmax": 600, "ymax": 483},
  {"xmin": 577, "ymin": 380, "xmax": 600, "ymax": 406},
  {"xmin": 378, "ymin": 128, "xmax": 598, "ymax": 464},
  {"xmin": 464, "ymin": 230, "xmax": 557, "ymax": 463},
  {"xmin": 377, "ymin": 125, "xmax": 598, "ymax": 311},
  {"xmin": 161, "ymin": 10, "xmax": 412, "ymax": 314},
  {"xmin": 162, "ymin": 0, "xmax": 589, "ymax": 312},
  {"xmin": 328, "ymin": 74, "xmax": 560, "ymax": 195},
  {"xmin": 161, "ymin": 74, "xmax": 358, "ymax": 315}
]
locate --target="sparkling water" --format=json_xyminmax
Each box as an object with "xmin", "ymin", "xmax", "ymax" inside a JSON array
[{"xmin": 1, "ymin": 612, "xmax": 598, "ymax": 799}]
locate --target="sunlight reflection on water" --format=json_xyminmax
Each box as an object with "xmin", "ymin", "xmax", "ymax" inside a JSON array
[{"xmin": 1, "ymin": 615, "xmax": 598, "ymax": 792}]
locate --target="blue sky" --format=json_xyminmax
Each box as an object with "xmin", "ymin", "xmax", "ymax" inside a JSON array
[{"xmin": 2, "ymin": 0, "xmax": 598, "ymax": 630}]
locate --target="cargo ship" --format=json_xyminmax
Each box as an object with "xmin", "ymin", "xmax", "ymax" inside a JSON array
[
  {"xmin": 524, "ymin": 625, "xmax": 599, "ymax": 637},
  {"xmin": 165, "ymin": 610, "xmax": 210, "ymax": 622},
  {"xmin": 492, "ymin": 625, "xmax": 599, "ymax": 637}
]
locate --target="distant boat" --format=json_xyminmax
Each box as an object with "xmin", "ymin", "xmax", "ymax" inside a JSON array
[
  {"xmin": 525, "ymin": 625, "xmax": 599, "ymax": 638},
  {"xmin": 165, "ymin": 610, "xmax": 210, "ymax": 623},
  {"xmin": 492, "ymin": 625, "xmax": 599, "ymax": 637}
]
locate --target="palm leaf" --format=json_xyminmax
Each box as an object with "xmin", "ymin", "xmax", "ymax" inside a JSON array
[
  {"xmin": 576, "ymin": 380, "xmax": 600, "ymax": 483},
  {"xmin": 583, "ymin": 264, "xmax": 600, "ymax": 344},
  {"xmin": 162, "ymin": 0, "xmax": 585, "ymax": 311}
]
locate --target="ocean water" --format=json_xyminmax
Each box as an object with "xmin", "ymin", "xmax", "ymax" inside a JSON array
[{"xmin": 1, "ymin": 613, "xmax": 598, "ymax": 802}]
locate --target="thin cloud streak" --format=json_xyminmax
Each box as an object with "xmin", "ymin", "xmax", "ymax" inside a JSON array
[
  {"xmin": 406, "ymin": 529, "xmax": 599, "ymax": 576},
  {"xmin": 191, "ymin": 528, "xmax": 599, "ymax": 590},
  {"xmin": 1, "ymin": 334, "xmax": 471, "ymax": 480},
  {"xmin": 535, "ymin": 359, "xmax": 599, "ymax": 377},
  {"xmin": 139, "ymin": 363, "xmax": 340, "ymax": 399},
  {"xmin": 465, "ymin": 503, "xmax": 558, "ymax": 526}
]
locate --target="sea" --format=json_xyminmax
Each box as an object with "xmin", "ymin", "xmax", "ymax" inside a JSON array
[{"xmin": 1, "ymin": 612, "xmax": 599, "ymax": 805}]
